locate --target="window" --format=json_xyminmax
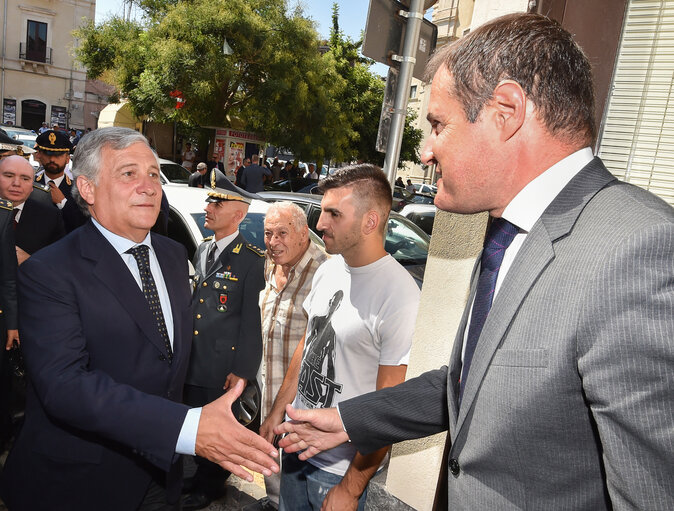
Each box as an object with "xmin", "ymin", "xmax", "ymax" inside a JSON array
[
  {"xmin": 410, "ymin": 85, "xmax": 418, "ymax": 99},
  {"xmin": 26, "ymin": 20, "xmax": 48, "ymax": 62}
]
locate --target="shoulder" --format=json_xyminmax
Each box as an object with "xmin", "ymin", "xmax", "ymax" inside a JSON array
[
  {"xmin": 151, "ymin": 232, "xmax": 188, "ymax": 260},
  {"xmin": 0, "ymin": 198, "xmax": 12, "ymax": 211},
  {"xmin": 244, "ymin": 242, "xmax": 265, "ymax": 258}
]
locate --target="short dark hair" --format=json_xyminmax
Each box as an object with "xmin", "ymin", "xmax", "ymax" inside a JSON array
[
  {"xmin": 318, "ymin": 164, "xmax": 392, "ymax": 229},
  {"xmin": 425, "ymin": 13, "xmax": 595, "ymax": 146}
]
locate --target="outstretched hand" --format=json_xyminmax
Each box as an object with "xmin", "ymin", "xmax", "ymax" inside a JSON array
[
  {"xmin": 196, "ymin": 379, "xmax": 279, "ymax": 481},
  {"xmin": 273, "ymin": 405, "xmax": 350, "ymax": 461}
]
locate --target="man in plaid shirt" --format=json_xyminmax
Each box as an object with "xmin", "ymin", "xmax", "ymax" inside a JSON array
[{"xmin": 253, "ymin": 201, "xmax": 327, "ymax": 511}]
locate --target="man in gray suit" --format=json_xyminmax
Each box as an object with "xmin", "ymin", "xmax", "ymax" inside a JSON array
[{"xmin": 274, "ymin": 13, "xmax": 674, "ymax": 510}]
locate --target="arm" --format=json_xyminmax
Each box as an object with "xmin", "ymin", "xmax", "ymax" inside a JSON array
[
  {"xmin": 276, "ymin": 367, "xmax": 450, "ymax": 457},
  {"xmin": 228, "ymin": 255, "xmax": 265, "ymax": 384},
  {"xmin": 259, "ymin": 334, "xmax": 305, "ymax": 443},
  {"xmin": 578, "ymin": 221, "xmax": 674, "ymax": 507},
  {"xmin": 1, "ymin": 214, "xmax": 18, "ymax": 332},
  {"xmin": 321, "ymin": 364, "xmax": 407, "ymax": 511}
]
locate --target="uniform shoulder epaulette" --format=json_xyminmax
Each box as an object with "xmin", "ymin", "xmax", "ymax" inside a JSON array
[
  {"xmin": 65, "ymin": 175, "xmax": 72, "ymax": 186},
  {"xmin": 34, "ymin": 172, "xmax": 44, "ymax": 182},
  {"xmin": 0, "ymin": 198, "xmax": 12, "ymax": 210},
  {"xmin": 245, "ymin": 243, "xmax": 266, "ymax": 257},
  {"xmin": 202, "ymin": 235, "xmax": 213, "ymax": 242},
  {"xmin": 33, "ymin": 182, "xmax": 50, "ymax": 193}
]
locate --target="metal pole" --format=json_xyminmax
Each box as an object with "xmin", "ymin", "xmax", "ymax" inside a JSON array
[{"xmin": 382, "ymin": 0, "xmax": 425, "ymax": 185}]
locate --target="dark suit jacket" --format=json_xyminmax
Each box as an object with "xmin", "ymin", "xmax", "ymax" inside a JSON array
[
  {"xmin": 15, "ymin": 197, "xmax": 65, "ymax": 255},
  {"xmin": 34, "ymin": 172, "xmax": 87, "ymax": 232},
  {"xmin": 339, "ymin": 159, "xmax": 674, "ymax": 509},
  {"xmin": 240, "ymin": 164, "xmax": 271, "ymax": 193},
  {"xmin": 186, "ymin": 233, "xmax": 264, "ymax": 391},
  {"xmin": 0, "ymin": 201, "xmax": 17, "ymax": 332},
  {"xmin": 0, "ymin": 221, "xmax": 193, "ymax": 510}
]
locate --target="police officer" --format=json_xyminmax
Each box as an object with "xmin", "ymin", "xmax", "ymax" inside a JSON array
[
  {"xmin": 34, "ymin": 129, "xmax": 86, "ymax": 232},
  {"xmin": 0, "ymin": 198, "xmax": 18, "ymax": 450},
  {"xmin": 183, "ymin": 186, "xmax": 265, "ymax": 510}
]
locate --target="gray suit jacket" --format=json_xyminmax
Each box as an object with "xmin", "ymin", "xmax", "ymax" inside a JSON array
[{"xmin": 339, "ymin": 158, "xmax": 674, "ymax": 509}]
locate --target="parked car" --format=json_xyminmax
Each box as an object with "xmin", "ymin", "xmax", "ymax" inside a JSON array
[
  {"xmin": 0, "ymin": 125, "xmax": 37, "ymax": 148},
  {"xmin": 400, "ymin": 204, "xmax": 437, "ymax": 236},
  {"xmin": 258, "ymin": 191, "xmax": 430, "ymax": 286},
  {"xmin": 162, "ymin": 185, "xmax": 323, "ymax": 260},
  {"xmin": 265, "ymin": 177, "xmax": 318, "ymax": 192},
  {"xmin": 411, "ymin": 192, "xmax": 435, "ymax": 205},
  {"xmin": 413, "ymin": 182, "xmax": 437, "ymax": 195},
  {"xmin": 159, "ymin": 158, "xmax": 192, "ymax": 185}
]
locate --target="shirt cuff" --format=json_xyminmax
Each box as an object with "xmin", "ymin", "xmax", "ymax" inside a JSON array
[
  {"xmin": 335, "ymin": 404, "xmax": 351, "ymax": 442},
  {"xmin": 175, "ymin": 407, "xmax": 202, "ymax": 455},
  {"xmin": 57, "ymin": 198, "xmax": 66, "ymax": 209}
]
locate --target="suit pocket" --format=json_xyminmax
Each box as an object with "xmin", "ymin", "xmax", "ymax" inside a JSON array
[{"xmin": 491, "ymin": 348, "xmax": 548, "ymax": 368}]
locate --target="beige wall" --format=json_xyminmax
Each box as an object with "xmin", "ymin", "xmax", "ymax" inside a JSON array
[{"xmin": 1, "ymin": 0, "xmax": 95, "ymax": 129}]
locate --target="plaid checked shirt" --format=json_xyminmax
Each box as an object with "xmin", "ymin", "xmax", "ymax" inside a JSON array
[{"xmin": 259, "ymin": 242, "xmax": 328, "ymax": 419}]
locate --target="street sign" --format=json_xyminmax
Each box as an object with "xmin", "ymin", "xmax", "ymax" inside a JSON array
[{"xmin": 363, "ymin": 0, "xmax": 438, "ymax": 81}]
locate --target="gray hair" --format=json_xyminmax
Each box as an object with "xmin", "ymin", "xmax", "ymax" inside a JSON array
[
  {"xmin": 71, "ymin": 127, "xmax": 154, "ymax": 214},
  {"xmin": 265, "ymin": 201, "xmax": 308, "ymax": 232}
]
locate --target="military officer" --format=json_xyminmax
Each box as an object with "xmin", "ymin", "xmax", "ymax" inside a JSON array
[
  {"xmin": 34, "ymin": 129, "xmax": 86, "ymax": 232},
  {"xmin": 183, "ymin": 186, "xmax": 265, "ymax": 510},
  {"xmin": 0, "ymin": 198, "xmax": 18, "ymax": 450}
]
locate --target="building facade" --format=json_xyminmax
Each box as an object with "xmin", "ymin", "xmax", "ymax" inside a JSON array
[{"xmin": 1, "ymin": 0, "xmax": 95, "ymax": 131}]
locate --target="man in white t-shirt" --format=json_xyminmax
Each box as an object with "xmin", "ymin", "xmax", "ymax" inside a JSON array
[
  {"xmin": 181, "ymin": 142, "xmax": 196, "ymax": 170},
  {"xmin": 271, "ymin": 164, "xmax": 420, "ymax": 511}
]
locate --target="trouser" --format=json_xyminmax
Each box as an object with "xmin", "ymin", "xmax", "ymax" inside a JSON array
[{"xmin": 279, "ymin": 451, "xmax": 368, "ymax": 511}]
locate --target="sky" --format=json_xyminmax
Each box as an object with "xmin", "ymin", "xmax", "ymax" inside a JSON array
[{"xmin": 92, "ymin": 0, "xmax": 426, "ymax": 76}]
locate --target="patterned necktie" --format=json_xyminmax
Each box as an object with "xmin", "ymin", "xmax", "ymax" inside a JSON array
[
  {"xmin": 459, "ymin": 217, "xmax": 518, "ymax": 403},
  {"xmin": 127, "ymin": 245, "xmax": 173, "ymax": 363},
  {"xmin": 206, "ymin": 242, "xmax": 217, "ymax": 273}
]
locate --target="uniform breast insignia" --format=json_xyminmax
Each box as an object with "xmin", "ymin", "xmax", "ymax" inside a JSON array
[
  {"xmin": 232, "ymin": 243, "xmax": 242, "ymax": 254},
  {"xmin": 216, "ymin": 271, "xmax": 237, "ymax": 282},
  {"xmin": 0, "ymin": 198, "xmax": 12, "ymax": 211},
  {"xmin": 217, "ymin": 293, "xmax": 228, "ymax": 312},
  {"xmin": 35, "ymin": 172, "xmax": 44, "ymax": 183},
  {"xmin": 245, "ymin": 243, "xmax": 265, "ymax": 257}
]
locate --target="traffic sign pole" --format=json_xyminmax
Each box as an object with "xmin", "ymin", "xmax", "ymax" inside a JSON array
[{"xmin": 382, "ymin": 0, "xmax": 425, "ymax": 186}]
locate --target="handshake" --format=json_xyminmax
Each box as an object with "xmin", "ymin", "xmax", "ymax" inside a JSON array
[{"xmin": 199, "ymin": 381, "xmax": 347, "ymax": 480}]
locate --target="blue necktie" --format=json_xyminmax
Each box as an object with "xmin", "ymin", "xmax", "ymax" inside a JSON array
[
  {"xmin": 127, "ymin": 245, "xmax": 173, "ymax": 364},
  {"xmin": 459, "ymin": 217, "xmax": 518, "ymax": 403}
]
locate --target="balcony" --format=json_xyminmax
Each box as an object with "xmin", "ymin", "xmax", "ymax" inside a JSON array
[{"xmin": 19, "ymin": 42, "xmax": 52, "ymax": 65}]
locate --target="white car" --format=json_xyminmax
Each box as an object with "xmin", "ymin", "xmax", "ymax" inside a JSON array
[
  {"xmin": 159, "ymin": 158, "xmax": 191, "ymax": 185},
  {"xmin": 413, "ymin": 182, "xmax": 437, "ymax": 195}
]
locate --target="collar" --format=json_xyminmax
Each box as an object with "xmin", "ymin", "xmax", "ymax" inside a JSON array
[
  {"xmin": 91, "ymin": 218, "xmax": 153, "ymax": 255},
  {"xmin": 213, "ymin": 230, "xmax": 240, "ymax": 254},
  {"xmin": 501, "ymin": 147, "xmax": 593, "ymax": 232}
]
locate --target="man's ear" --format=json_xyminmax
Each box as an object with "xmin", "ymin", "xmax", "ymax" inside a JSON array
[
  {"xmin": 490, "ymin": 80, "xmax": 527, "ymax": 142},
  {"xmin": 76, "ymin": 175, "xmax": 94, "ymax": 206},
  {"xmin": 362, "ymin": 210, "xmax": 379, "ymax": 235}
]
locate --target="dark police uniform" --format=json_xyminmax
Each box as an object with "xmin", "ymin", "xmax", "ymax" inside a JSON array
[
  {"xmin": 0, "ymin": 199, "xmax": 17, "ymax": 449},
  {"xmin": 34, "ymin": 130, "xmax": 86, "ymax": 232},
  {"xmin": 15, "ymin": 198, "xmax": 65, "ymax": 255},
  {"xmin": 182, "ymin": 187, "xmax": 265, "ymax": 508}
]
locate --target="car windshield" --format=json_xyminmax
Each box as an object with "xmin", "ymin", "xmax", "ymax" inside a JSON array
[
  {"xmin": 161, "ymin": 163, "xmax": 191, "ymax": 184},
  {"xmin": 385, "ymin": 216, "xmax": 429, "ymax": 265}
]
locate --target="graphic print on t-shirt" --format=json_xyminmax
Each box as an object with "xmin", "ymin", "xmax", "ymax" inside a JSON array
[{"xmin": 297, "ymin": 290, "xmax": 344, "ymax": 408}]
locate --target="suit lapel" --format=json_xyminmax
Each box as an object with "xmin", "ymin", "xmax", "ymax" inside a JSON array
[
  {"xmin": 80, "ymin": 222, "xmax": 172, "ymax": 356},
  {"xmin": 453, "ymin": 158, "xmax": 617, "ymax": 436}
]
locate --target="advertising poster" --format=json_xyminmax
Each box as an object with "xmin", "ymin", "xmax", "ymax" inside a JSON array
[
  {"xmin": 2, "ymin": 99, "xmax": 16, "ymax": 125},
  {"xmin": 50, "ymin": 106, "xmax": 67, "ymax": 129},
  {"xmin": 228, "ymin": 141, "xmax": 244, "ymax": 174}
]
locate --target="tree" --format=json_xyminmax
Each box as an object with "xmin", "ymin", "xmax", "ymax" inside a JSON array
[
  {"xmin": 326, "ymin": 3, "xmax": 424, "ymax": 167},
  {"xmin": 75, "ymin": 0, "xmax": 352, "ymax": 161}
]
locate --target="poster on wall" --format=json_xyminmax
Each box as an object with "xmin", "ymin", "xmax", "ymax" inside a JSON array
[
  {"xmin": 228, "ymin": 141, "xmax": 244, "ymax": 174},
  {"xmin": 2, "ymin": 99, "xmax": 16, "ymax": 125},
  {"xmin": 50, "ymin": 106, "xmax": 67, "ymax": 129},
  {"xmin": 214, "ymin": 131, "xmax": 227, "ymax": 161}
]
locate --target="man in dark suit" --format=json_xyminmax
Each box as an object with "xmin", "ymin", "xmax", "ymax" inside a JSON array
[
  {"xmin": 0, "ymin": 198, "xmax": 18, "ymax": 450},
  {"xmin": 240, "ymin": 154, "xmax": 271, "ymax": 193},
  {"xmin": 183, "ymin": 186, "xmax": 265, "ymax": 510},
  {"xmin": 275, "ymin": 13, "xmax": 674, "ymax": 510},
  {"xmin": 0, "ymin": 155, "xmax": 65, "ymax": 264},
  {"xmin": 0, "ymin": 127, "xmax": 278, "ymax": 511},
  {"xmin": 34, "ymin": 129, "xmax": 87, "ymax": 232}
]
